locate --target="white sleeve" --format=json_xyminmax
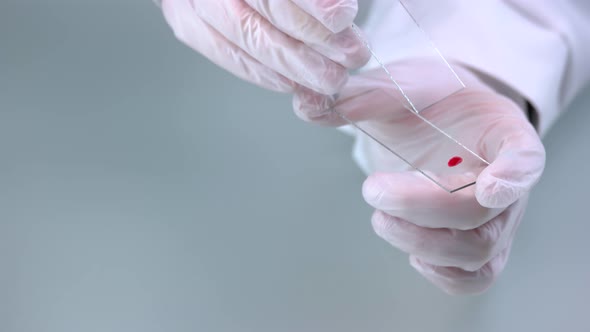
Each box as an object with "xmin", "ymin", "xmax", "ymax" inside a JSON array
[{"xmin": 362, "ymin": 0, "xmax": 590, "ymax": 136}]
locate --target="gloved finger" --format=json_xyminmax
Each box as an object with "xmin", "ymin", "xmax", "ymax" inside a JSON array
[
  {"xmin": 293, "ymin": 75, "xmax": 413, "ymax": 125},
  {"xmin": 363, "ymin": 172, "xmax": 503, "ymax": 230},
  {"xmin": 194, "ymin": 0, "xmax": 349, "ymax": 95},
  {"xmin": 475, "ymin": 100, "xmax": 546, "ymax": 208},
  {"xmin": 371, "ymin": 196, "xmax": 526, "ymax": 271},
  {"xmin": 290, "ymin": 0, "xmax": 358, "ymax": 33},
  {"xmin": 244, "ymin": 0, "xmax": 370, "ymax": 68},
  {"xmin": 162, "ymin": 0, "xmax": 295, "ymax": 92},
  {"xmin": 409, "ymin": 245, "xmax": 513, "ymax": 295}
]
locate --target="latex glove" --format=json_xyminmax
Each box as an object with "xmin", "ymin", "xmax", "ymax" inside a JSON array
[
  {"xmin": 293, "ymin": 59, "xmax": 546, "ymax": 295},
  {"xmin": 160, "ymin": 0, "xmax": 370, "ymax": 95}
]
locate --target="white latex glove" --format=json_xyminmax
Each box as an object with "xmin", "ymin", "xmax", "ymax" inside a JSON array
[
  {"xmin": 160, "ymin": 0, "xmax": 370, "ymax": 95},
  {"xmin": 293, "ymin": 59, "xmax": 546, "ymax": 295}
]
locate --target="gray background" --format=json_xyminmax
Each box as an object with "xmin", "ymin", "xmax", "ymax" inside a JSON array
[{"xmin": 1, "ymin": 2, "xmax": 588, "ymax": 332}]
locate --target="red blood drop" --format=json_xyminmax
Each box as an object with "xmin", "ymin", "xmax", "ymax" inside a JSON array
[{"xmin": 447, "ymin": 156, "xmax": 463, "ymax": 167}]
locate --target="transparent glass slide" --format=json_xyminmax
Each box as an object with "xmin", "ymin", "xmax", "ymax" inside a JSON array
[{"xmin": 340, "ymin": 1, "xmax": 490, "ymax": 193}]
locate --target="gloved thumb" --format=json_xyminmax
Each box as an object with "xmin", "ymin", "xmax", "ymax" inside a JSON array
[{"xmin": 475, "ymin": 109, "xmax": 546, "ymax": 208}]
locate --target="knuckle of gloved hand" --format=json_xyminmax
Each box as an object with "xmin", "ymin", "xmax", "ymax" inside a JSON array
[
  {"xmin": 164, "ymin": 8, "xmax": 190, "ymax": 43},
  {"xmin": 171, "ymin": 26, "xmax": 188, "ymax": 44},
  {"xmin": 235, "ymin": 0, "xmax": 255, "ymax": 25},
  {"xmin": 467, "ymin": 228, "xmax": 499, "ymax": 270},
  {"xmin": 316, "ymin": 0, "xmax": 358, "ymax": 33}
]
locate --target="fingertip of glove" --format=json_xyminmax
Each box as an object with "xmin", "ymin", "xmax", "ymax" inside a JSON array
[
  {"xmin": 326, "ymin": 28, "xmax": 371, "ymax": 69},
  {"xmin": 292, "ymin": 87, "xmax": 334, "ymax": 121},
  {"xmin": 475, "ymin": 174, "xmax": 524, "ymax": 209},
  {"xmin": 362, "ymin": 175, "xmax": 384, "ymax": 205},
  {"xmin": 475, "ymin": 147, "xmax": 545, "ymax": 208}
]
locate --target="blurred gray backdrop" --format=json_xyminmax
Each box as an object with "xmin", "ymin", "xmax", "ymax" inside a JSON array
[{"xmin": 0, "ymin": 2, "xmax": 588, "ymax": 332}]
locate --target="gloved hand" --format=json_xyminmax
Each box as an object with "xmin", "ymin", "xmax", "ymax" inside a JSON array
[
  {"xmin": 293, "ymin": 59, "xmax": 546, "ymax": 295},
  {"xmin": 160, "ymin": 0, "xmax": 370, "ymax": 95}
]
